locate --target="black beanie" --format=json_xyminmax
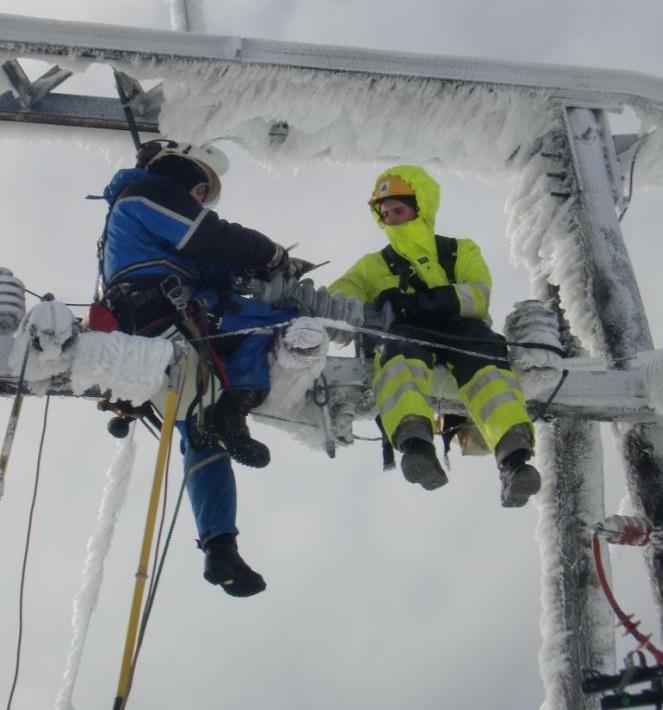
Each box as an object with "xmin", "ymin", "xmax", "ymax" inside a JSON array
[{"xmin": 148, "ymin": 155, "xmax": 209, "ymax": 193}]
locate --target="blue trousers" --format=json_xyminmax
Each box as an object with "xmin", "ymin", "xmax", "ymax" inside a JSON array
[
  {"xmin": 218, "ymin": 295, "xmax": 297, "ymax": 390},
  {"xmin": 179, "ymin": 298, "xmax": 295, "ymax": 543},
  {"xmin": 177, "ymin": 423, "xmax": 237, "ymax": 544}
]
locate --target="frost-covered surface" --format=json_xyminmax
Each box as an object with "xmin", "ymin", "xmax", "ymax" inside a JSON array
[
  {"xmin": 506, "ymin": 148, "xmax": 603, "ymax": 353},
  {"xmin": 0, "ymin": 36, "xmax": 559, "ymax": 177},
  {"xmin": 160, "ymin": 67, "xmax": 558, "ymax": 173},
  {"xmin": 54, "ymin": 435, "xmax": 136, "ymax": 710},
  {"xmin": 536, "ymin": 418, "xmax": 615, "ymax": 710},
  {"xmin": 8, "ymin": 300, "xmax": 78, "ymax": 386},
  {"xmin": 507, "ymin": 109, "xmax": 657, "ymax": 362},
  {"xmin": 636, "ymin": 106, "xmax": 663, "ymax": 186},
  {"xmin": 0, "ymin": 268, "xmax": 25, "ymax": 335},
  {"xmin": 70, "ymin": 330, "xmax": 172, "ymax": 402},
  {"xmin": 639, "ymin": 350, "xmax": 663, "ymax": 415},
  {"xmin": 3, "ymin": 16, "xmax": 663, "ymax": 186},
  {"xmin": 6, "ymin": 301, "xmax": 173, "ymax": 402},
  {"xmin": 255, "ymin": 317, "xmax": 331, "ymax": 449},
  {"xmin": 2, "ymin": 304, "xmax": 661, "ymax": 430},
  {"xmin": 504, "ymin": 299, "xmax": 564, "ymax": 370}
]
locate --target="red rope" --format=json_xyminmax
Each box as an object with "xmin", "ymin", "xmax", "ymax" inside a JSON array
[{"xmin": 591, "ymin": 533, "xmax": 663, "ymax": 665}]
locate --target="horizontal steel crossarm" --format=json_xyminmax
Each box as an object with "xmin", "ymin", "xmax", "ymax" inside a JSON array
[
  {"xmin": 1, "ymin": 14, "xmax": 663, "ymax": 110},
  {"xmin": 0, "ymin": 349, "xmax": 657, "ymax": 422},
  {"xmin": 0, "ymin": 90, "xmax": 159, "ymax": 131}
]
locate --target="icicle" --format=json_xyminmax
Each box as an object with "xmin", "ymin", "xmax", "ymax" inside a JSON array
[{"xmin": 54, "ymin": 432, "xmax": 137, "ymax": 710}]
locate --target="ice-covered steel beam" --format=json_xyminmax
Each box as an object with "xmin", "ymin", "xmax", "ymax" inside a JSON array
[
  {"xmin": 1, "ymin": 13, "xmax": 663, "ymax": 110},
  {"xmin": 0, "ymin": 90, "xmax": 159, "ymax": 131},
  {"xmin": 0, "ymin": 57, "xmax": 160, "ymax": 132},
  {"xmin": 0, "ymin": 343, "xmax": 660, "ymax": 424}
]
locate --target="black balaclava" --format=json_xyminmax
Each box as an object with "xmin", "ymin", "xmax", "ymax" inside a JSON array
[{"xmin": 147, "ymin": 154, "xmax": 209, "ymax": 193}]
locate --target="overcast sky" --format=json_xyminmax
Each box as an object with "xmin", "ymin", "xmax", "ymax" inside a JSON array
[{"xmin": 1, "ymin": 2, "xmax": 663, "ymax": 710}]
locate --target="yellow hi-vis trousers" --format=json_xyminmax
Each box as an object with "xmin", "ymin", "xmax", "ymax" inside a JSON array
[{"xmin": 373, "ymin": 318, "xmax": 533, "ymax": 451}]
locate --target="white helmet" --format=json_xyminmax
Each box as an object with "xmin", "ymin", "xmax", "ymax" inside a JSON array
[{"xmin": 142, "ymin": 140, "xmax": 230, "ymax": 205}]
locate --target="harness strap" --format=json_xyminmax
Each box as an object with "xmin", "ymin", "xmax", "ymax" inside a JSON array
[
  {"xmin": 375, "ymin": 415, "xmax": 396, "ymax": 471},
  {"xmin": 380, "ymin": 235, "xmax": 458, "ymax": 293}
]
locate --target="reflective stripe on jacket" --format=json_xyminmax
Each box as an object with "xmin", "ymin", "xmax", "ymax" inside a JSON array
[{"xmin": 329, "ymin": 238, "xmax": 491, "ymax": 320}]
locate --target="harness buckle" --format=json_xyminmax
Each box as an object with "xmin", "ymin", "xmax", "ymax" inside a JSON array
[{"xmin": 160, "ymin": 274, "xmax": 190, "ymax": 311}]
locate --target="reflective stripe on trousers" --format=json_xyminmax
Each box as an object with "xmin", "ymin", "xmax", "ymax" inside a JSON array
[
  {"xmin": 372, "ymin": 353, "xmax": 434, "ymax": 444},
  {"xmin": 457, "ymin": 365, "xmax": 532, "ymax": 451}
]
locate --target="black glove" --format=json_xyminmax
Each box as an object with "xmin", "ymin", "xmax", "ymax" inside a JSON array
[
  {"xmin": 264, "ymin": 246, "xmax": 315, "ymax": 281},
  {"xmin": 363, "ymin": 299, "xmax": 394, "ymax": 330},
  {"xmin": 264, "ymin": 244, "xmax": 289, "ymax": 277},
  {"xmin": 377, "ymin": 288, "xmax": 421, "ymax": 320},
  {"xmin": 416, "ymin": 286, "xmax": 459, "ymax": 316},
  {"xmin": 378, "ymin": 286, "xmax": 459, "ymax": 321}
]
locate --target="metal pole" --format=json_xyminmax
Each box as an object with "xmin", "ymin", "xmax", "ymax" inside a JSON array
[
  {"xmin": 113, "ymin": 351, "xmax": 185, "ymax": 710},
  {"xmin": 532, "ymin": 291, "xmax": 614, "ymax": 710},
  {"xmin": 564, "ymin": 106, "xmax": 663, "ymax": 629}
]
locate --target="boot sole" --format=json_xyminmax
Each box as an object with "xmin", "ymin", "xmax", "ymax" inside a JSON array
[
  {"xmin": 229, "ymin": 451, "xmax": 271, "ymax": 468},
  {"xmin": 501, "ymin": 465, "xmax": 541, "ymax": 508},
  {"xmin": 401, "ymin": 453, "xmax": 448, "ymax": 490},
  {"xmin": 222, "ymin": 440, "xmax": 271, "ymax": 468},
  {"xmin": 204, "ymin": 567, "xmax": 267, "ymax": 597}
]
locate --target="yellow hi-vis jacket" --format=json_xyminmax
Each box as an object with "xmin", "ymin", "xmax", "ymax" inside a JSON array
[{"xmin": 329, "ymin": 165, "xmax": 491, "ymax": 321}]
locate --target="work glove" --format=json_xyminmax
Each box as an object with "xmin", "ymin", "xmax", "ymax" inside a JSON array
[
  {"xmin": 253, "ymin": 247, "xmax": 316, "ymax": 302},
  {"xmin": 416, "ymin": 286, "xmax": 458, "ymax": 316},
  {"xmin": 378, "ymin": 286, "xmax": 458, "ymax": 320},
  {"xmin": 363, "ymin": 299, "xmax": 394, "ymax": 331},
  {"xmin": 263, "ymin": 244, "xmax": 289, "ymax": 278},
  {"xmin": 377, "ymin": 288, "xmax": 421, "ymax": 320},
  {"xmin": 264, "ymin": 245, "xmax": 315, "ymax": 281}
]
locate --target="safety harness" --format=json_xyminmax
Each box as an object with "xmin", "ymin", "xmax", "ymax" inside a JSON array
[
  {"xmin": 93, "ymin": 202, "xmax": 229, "ymax": 449},
  {"xmin": 376, "ymin": 235, "xmax": 464, "ymax": 469},
  {"xmin": 380, "ymin": 234, "xmax": 458, "ymax": 292}
]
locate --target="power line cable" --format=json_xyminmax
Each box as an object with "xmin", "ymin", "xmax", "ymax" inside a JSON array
[{"xmin": 5, "ymin": 397, "xmax": 50, "ymax": 710}]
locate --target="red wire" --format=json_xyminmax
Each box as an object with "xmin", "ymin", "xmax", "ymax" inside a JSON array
[{"xmin": 592, "ymin": 534, "xmax": 663, "ymax": 665}]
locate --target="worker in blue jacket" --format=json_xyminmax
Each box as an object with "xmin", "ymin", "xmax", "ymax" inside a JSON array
[{"xmin": 97, "ymin": 139, "xmax": 302, "ymax": 597}]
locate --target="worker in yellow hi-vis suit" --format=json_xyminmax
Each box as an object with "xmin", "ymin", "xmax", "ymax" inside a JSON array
[{"xmin": 329, "ymin": 165, "xmax": 540, "ymax": 507}]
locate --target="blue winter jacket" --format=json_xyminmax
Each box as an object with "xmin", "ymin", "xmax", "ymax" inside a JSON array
[{"xmin": 102, "ymin": 168, "xmax": 278, "ymax": 297}]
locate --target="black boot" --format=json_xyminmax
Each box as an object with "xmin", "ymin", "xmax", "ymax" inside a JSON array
[
  {"xmin": 203, "ymin": 534, "xmax": 266, "ymax": 597},
  {"xmin": 212, "ymin": 389, "xmax": 270, "ymax": 468},
  {"xmin": 400, "ymin": 438, "xmax": 448, "ymax": 491},
  {"xmin": 498, "ymin": 449, "xmax": 541, "ymax": 507}
]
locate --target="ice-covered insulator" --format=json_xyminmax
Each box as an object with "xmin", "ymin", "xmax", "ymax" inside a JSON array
[
  {"xmin": 503, "ymin": 299, "xmax": 564, "ymax": 370},
  {"xmin": 0, "ymin": 267, "xmax": 26, "ymax": 334},
  {"xmin": 597, "ymin": 515, "xmax": 653, "ymax": 546}
]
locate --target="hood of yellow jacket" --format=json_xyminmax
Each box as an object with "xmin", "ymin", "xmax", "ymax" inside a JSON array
[{"xmin": 370, "ymin": 165, "xmax": 445, "ymax": 285}]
